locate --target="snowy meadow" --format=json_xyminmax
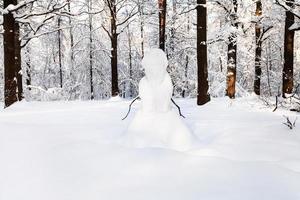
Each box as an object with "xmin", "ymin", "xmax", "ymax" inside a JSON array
[
  {"xmin": 1, "ymin": 0, "xmax": 300, "ymax": 199},
  {"xmin": 1, "ymin": 97, "xmax": 300, "ymax": 200}
]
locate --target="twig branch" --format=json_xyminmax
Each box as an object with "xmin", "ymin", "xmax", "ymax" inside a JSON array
[
  {"xmin": 122, "ymin": 97, "xmax": 186, "ymax": 120},
  {"xmin": 171, "ymin": 98, "xmax": 185, "ymax": 118},
  {"xmin": 122, "ymin": 96, "xmax": 140, "ymax": 120}
]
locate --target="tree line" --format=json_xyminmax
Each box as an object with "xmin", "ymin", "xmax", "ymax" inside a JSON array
[{"xmin": 0, "ymin": 0, "xmax": 299, "ymax": 108}]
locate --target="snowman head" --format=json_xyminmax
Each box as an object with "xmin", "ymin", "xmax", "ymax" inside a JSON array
[{"xmin": 141, "ymin": 48, "xmax": 168, "ymax": 83}]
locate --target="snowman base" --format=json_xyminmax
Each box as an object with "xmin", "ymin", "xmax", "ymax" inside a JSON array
[{"xmin": 122, "ymin": 109, "xmax": 195, "ymax": 151}]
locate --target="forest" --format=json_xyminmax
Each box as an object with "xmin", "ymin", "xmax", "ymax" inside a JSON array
[
  {"xmin": 0, "ymin": 0, "xmax": 299, "ymax": 108},
  {"xmin": 1, "ymin": 1, "xmax": 300, "ymax": 200}
]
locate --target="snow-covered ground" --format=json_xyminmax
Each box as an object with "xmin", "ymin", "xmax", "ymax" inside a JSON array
[{"xmin": 0, "ymin": 97, "xmax": 300, "ymax": 200}]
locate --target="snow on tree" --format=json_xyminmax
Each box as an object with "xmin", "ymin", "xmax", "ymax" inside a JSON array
[{"xmin": 0, "ymin": 0, "xmax": 300, "ymax": 106}]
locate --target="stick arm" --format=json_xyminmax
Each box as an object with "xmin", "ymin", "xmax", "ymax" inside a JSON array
[{"xmin": 122, "ymin": 96, "xmax": 141, "ymax": 120}]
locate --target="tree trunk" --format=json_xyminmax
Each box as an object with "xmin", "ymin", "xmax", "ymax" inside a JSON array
[
  {"xmin": 23, "ymin": 23, "xmax": 32, "ymax": 92},
  {"xmin": 226, "ymin": 0, "xmax": 238, "ymax": 99},
  {"xmin": 182, "ymin": 55, "xmax": 189, "ymax": 98},
  {"xmin": 127, "ymin": 26, "xmax": 133, "ymax": 98},
  {"xmin": 14, "ymin": 16, "xmax": 23, "ymax": 100},
  {"xmin": 88, "ymin": 0, "xmax": 94, "ymax": 100},
  {"xmin": 282, "ymin": 0, "xmax": 295, "ymax": 97},
  {"xmin": 254, "ymin": 0, "xmax": 262, "ymax": 95},
  {"xmin": 182, "ymin": 1, "xmax": 190, "ymax": 98},
  {"xmin": 68, "ymin": 0, "xmax": 74, "ymax": 63},
  {"xmin": 169, "ymin": 0, "xmax": 177, "ymax": 56},
  {"xmin": 58, "ymin": 16, "xmax": 63, "ymax": 88},
  {"xmin": 25, "ymin": 45, "xmax": 32, "ymax": 90},
  {"xmin": 197, "ymin": 0, "xmax": 210, "ymax": 105},
  {"xmin": 67, "ymin": 0, "xmax": 76, "ymax": 99},
  {"xmin": 158, "ymin": 0, "xmax": 167, "ymax": 51},
  {"xmin": 111, "ymin": 0, "xmax": 119, "ymax": 97},
  {"xmin": 266, "ymin": 40, "xmax": 272, "ymax": 96},
  {"xmin": 138, "ymin": 0, "xmax": 145, "ymax": 58},
  {"xmin": 3, "ymin": 0, "xmax": 18, "ymax": 108}
]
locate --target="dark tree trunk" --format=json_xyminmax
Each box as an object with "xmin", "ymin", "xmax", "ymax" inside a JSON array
[
  {"xmin": 226, "ymin": 0, "xmax": 238, "ymax": 99},
  {"xmin": 266, "ymin": 40, "xmax": 272, "ymax": 96},
  {"xmin": 138, "ymin": 0, "xmax": 145, "ymax": 58},
  {"xmin": 127, "ymin": 26, "xmax": 133, "ymax": 97},
  {"xmin": 23, "ymin": 23, "xmax": 31, "ymax": 92},
  {"xmin": 254, "ymin": 0, "xmax": 262, "ymax": 95},
  {"xmin": 3, "ymin": 0, "xmax": 18, "ymax": 108},
  {"xmin": 58, "ymin": 16, "xmax": 63, "ymax": 88},
  {"xmin": 88, "ymin": 0, "xmax": 94, "ymax": 100},
  {"xmin": 25, "ymin": 45, "xmax": 32, "ymax": 89},
  {"xmin": 282, "ymin": 0, "xmax": 295, "ymax": 97},
  {"xmin": 158, "ymin": 0, "xmax": 167, "ymax": 51},
  {"xmin": 197, "ymin": 0, "xmax": 210, "ymax": 105},
  {"xmin": 182, "ymin": 54, "xmax": 189, "ymax": 98},
  {"xmin": 111, "ymin": 0, "xmax": 119, "ymax": 97},
  {"xmin": 14, "ymin": 18, "xmax": 23, "ymax": 100},
  {"xmin": 68, "ymin": 0, "xmax": 74, "ymax": 63}
]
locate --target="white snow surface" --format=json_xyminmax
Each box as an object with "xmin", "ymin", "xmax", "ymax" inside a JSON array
[{"xmin": 0, "ymin": 97, "xmax": 300, "ymax": 200}]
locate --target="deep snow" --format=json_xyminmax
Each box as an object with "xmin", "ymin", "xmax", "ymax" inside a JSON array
[{"xmin": 0, "ymin": 97, "xmax": 300, "ymax": 200}]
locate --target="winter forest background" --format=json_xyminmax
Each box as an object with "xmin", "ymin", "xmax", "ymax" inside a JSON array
[
  {"xmin": 0, "ymin": 0, "xmax": 300, "ymax": 106},
  {"xmin": 2, "ymin": 1, "xmax": 300, "ymax": 199}
]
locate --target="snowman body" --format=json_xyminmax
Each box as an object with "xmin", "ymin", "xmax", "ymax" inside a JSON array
[
  {"xmin": 139, "ymin": 74, "xmax": 172, "ymax": 113},
  {"xmin": 125, "ymin": 49, "xmax": 195, "ymax": 151}
]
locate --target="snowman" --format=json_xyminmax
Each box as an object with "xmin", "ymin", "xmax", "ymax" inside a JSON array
[{"xmin": 123, "ymin": 48, "xmax": 196, "ymax": 151}]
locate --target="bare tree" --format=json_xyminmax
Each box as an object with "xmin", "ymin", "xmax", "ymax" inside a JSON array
[
  {"xmin": 3, "ymin": 0, "xmax": 25, "ymax": 107},
  {"xmin": 67, "ymin": 0, "xmax": 74, "ymax": 64},
  {"xmin": 226, "ymin": 0, "xmax": 238, "ymax": 99},
  {"xmin": 88, "ymin": 0, "xmax": 94, "ymax": 99},
  {"xmin": 197, "ymin": 0, "xmax": 210, "ymax": 105},
  {"xmin": 158, "ymin": 0, "xmax": 167, "ymax": 51},
  {"xmin": 274, "ymin": 0, "xmax": 300, "ymax": 97},
  {"xmin": 14, "ymin": 3, "xmax": 23, "ymax": 101},
  {"xmin": 282, "ymin": 0, "xmax": 295, "ymax": 97},
  {"xmin": 57, "ymin": 16, "xmax": 63, "ymax": 88},
  {"xmin": 2, "ymin": 0, "xmax": 71, "ymax": 106},
  {"xmin": 182, "ymin": 0, "xmax": 191, "ymax": 98},
  {"xmin": 138, "ymin": 0, "xmax": 145, "ymax": 57},
  {"xmin": 102, "ymin": 0, "xmax": 138, "ymax": 97},
  {"xmin": 254, "ymin": 0, "xmax": 262, "ymax": 95}
]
